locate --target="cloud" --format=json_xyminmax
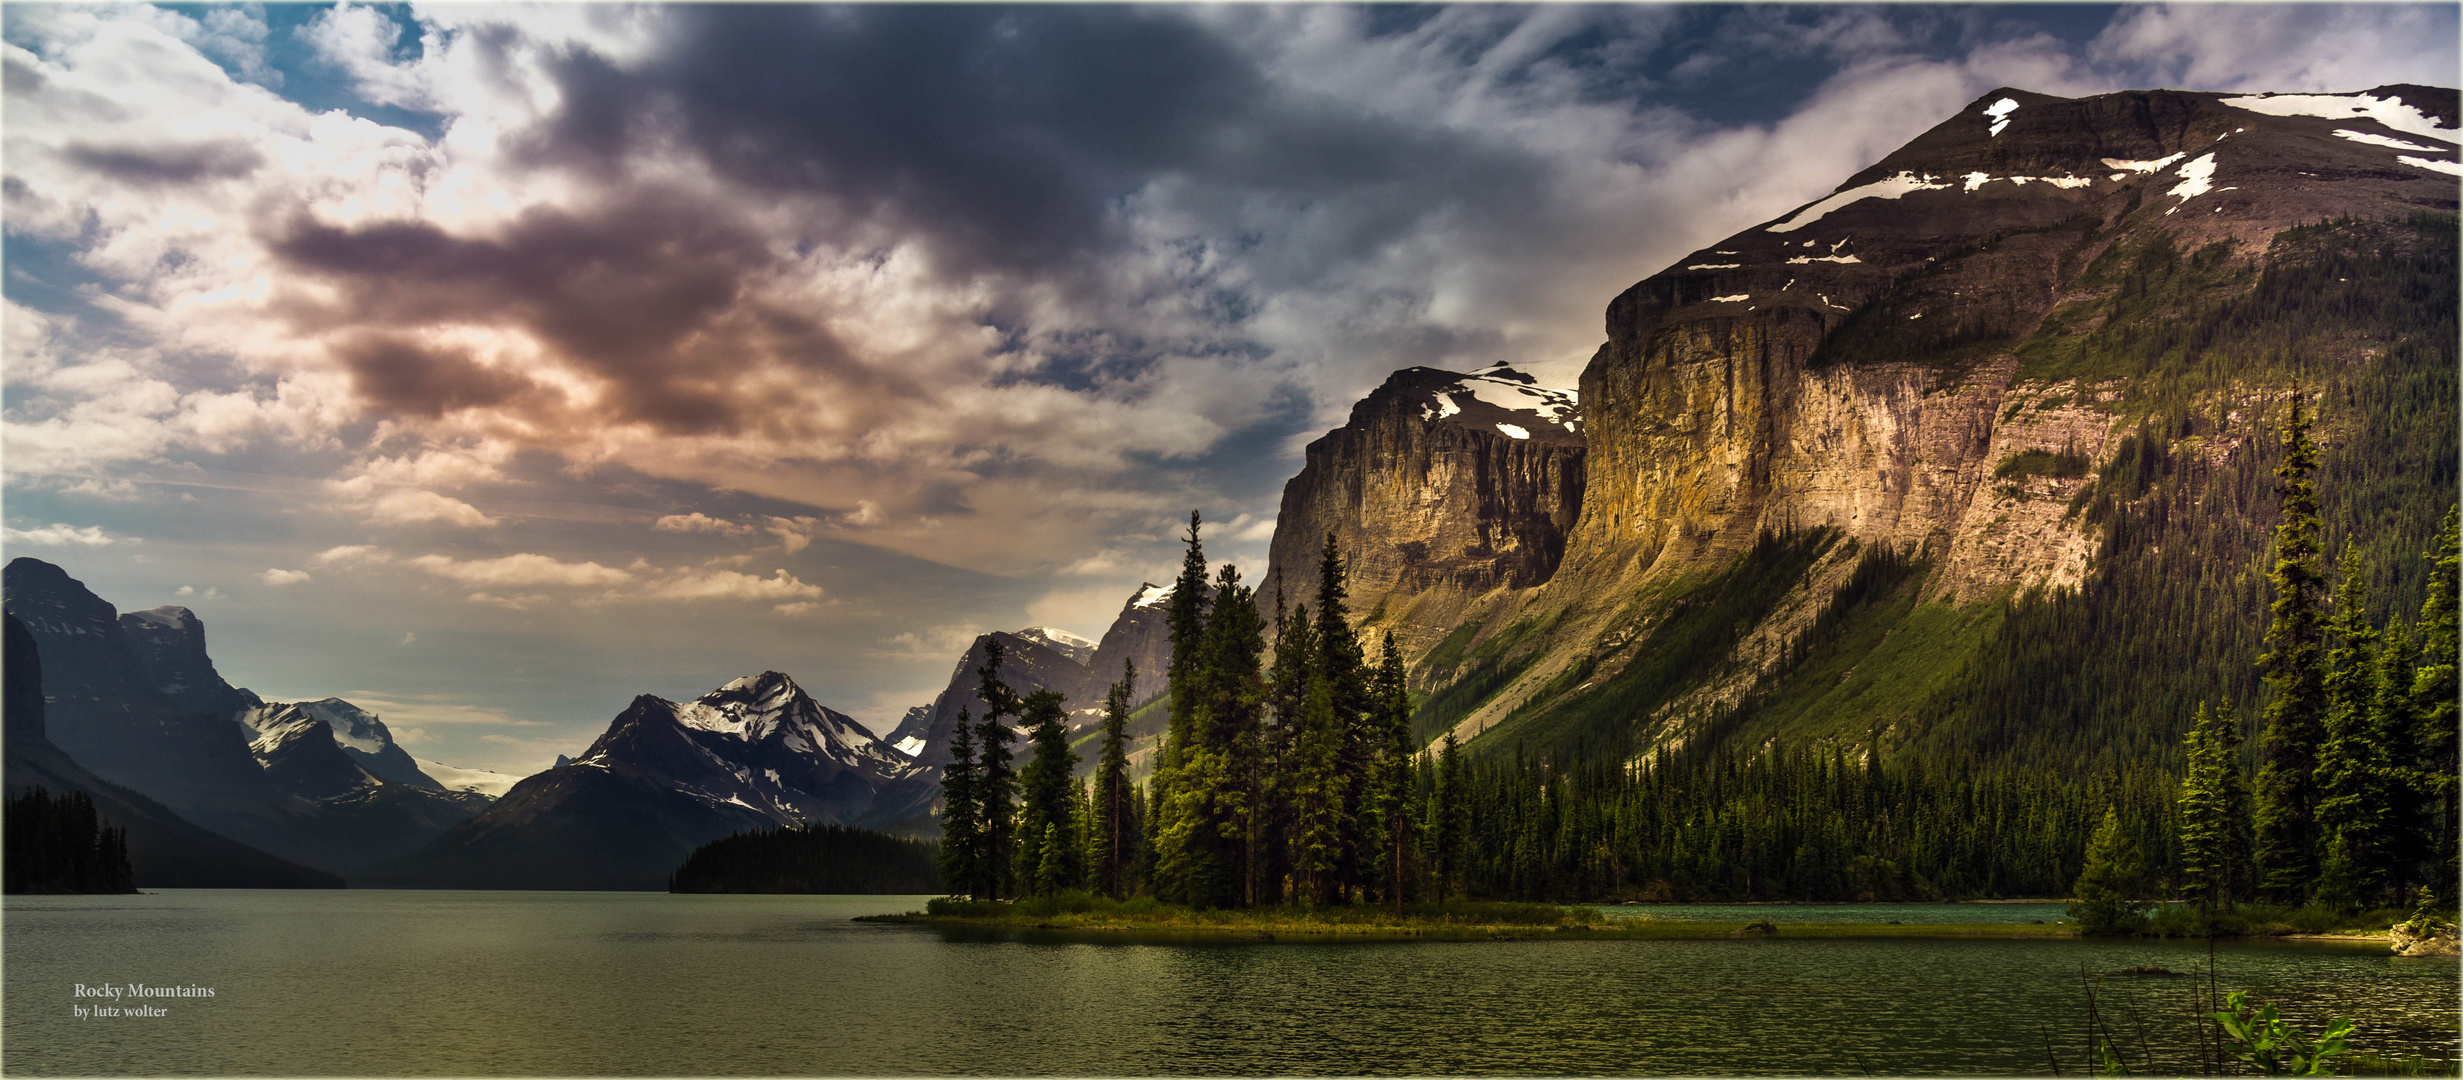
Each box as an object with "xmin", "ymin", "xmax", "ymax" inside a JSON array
[
  {"xmin": 873, "ymin": 623, "xmax": 987, "ymax": 664},
  {"xmin": 367, "ymin": 488, "xmax": 498, "ymax": 528},
  {"xmin": 653, "ymin": 512, "xmax": 755, "ymax": 536},
  {"xmin": 636, "ymin": 568, "xmax": 823, "ymax": 604},
  {"xmin": 2, "ymin": 523, "xmax": 131, "ymax": 546},
  {"xmin": 260, "ymin": 567, "xmax": 311, "ymax": 586},
  {"xmin": 407, "ymin": 552, "xmax": 633, "ymax": 588},
  {"xmin": 2091, "ymin": 4, "xmax": 2461, "ymax": 93}
]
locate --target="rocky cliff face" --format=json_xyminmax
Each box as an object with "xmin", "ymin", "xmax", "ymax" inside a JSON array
[
  {"xmin": 1258, "ymin": 359, "xmax": 1587, "ymax": 653},
  {"xmin": 1263, "ymin": 84, "xmax": 2459, "ymax": 753},
  {"xmin": 1567, "ymin": 85, "xmax": 2456, "ymax": 595}
]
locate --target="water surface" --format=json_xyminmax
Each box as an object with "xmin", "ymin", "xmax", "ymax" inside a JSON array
[{"xmin": 5, "ymin": 890, "xmax": 2452, "ymax": 1075}]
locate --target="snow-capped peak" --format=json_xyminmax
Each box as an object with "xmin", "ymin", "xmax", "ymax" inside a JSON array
[
  {"xmin": 1130, "ymin": 582, "xmax": 1175, "ymax": 610},
  {"xmin": 1016, "ymin": 625, "xmax": 1096, "ymax": 651},
  {"xmin": 1413, "ymin": 358, "xmax": 1583, "ymax": 434}
]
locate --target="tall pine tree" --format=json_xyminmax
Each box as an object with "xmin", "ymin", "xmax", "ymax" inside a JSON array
[
  {"xmin": 2412, "ymin": 505, "xmax": 2459, "ymax": 903},
  {"xmin": 1090, "ymin": 661, "xmax": 1138, "ymax": 899},
  {"xmin": 2314, "ymin": 545, "xmax": 2392, "ymax": 911},
  {"xmin": 938, "ymin": 709, "xmax": 982, "ymax": 896},
  {"xmin": 1369, "ymin": 632, "xmax": 1418, "ymax": 910},
  {"xmin": 1017, "ymin": 688, "xmax": 1081, "ymax": 895},
  {"xmin": 974, "ymin": 639, "xmax": 1022, "ymax": 901},
  {"xmin": 2254, "ymin": 391, "xmax": 2327, "ymax": 904}
]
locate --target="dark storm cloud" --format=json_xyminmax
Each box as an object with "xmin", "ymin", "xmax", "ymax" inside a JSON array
[
  {"xmin": 503, "ymin": 4, "xmax": 1543, "ymax": 288},
  {"xmin": 333, "ymin": 332, "xmax": 539, "ymax": 418},
  {"xmin": 62, "ymin": 140, "xmax": 264, "ymax": 185},
  {"xmin": 267, "ymin": 188, "xmax": 900, "ymax": 436}
]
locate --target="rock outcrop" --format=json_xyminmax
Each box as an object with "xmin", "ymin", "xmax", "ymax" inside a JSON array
[{"xmin": 1258, "ymin": 359, "xmax": 1587, "ymax": 654}]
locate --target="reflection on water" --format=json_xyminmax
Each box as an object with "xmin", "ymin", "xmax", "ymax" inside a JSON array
[{"xmin": 5, "ymin": 891, "xmax": 2453, "ymax": 1076}]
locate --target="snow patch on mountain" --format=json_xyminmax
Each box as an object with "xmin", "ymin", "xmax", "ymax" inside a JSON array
[
  {"xmin": 2164, "ymin": 153, "xmax": 2218, "ymax": 212},
  {"xmin": 2401, "ymin": 156, "xmax": 2463, "ymax": 177},
  {"xmin": 2102, "ymin": 153, "xmax": 2187, "ymax": 174},
  {"xmin": 1015, "ymin": 625, "xmax": 1098, "ymax": 663},
  {"xmin": 1767, "ymin": 171, "xmax": 1948, "ymax": 233},
  {"xmin": 1130, "ymin": 582, "xmax": 1174, "ymax": 610},
  {"xmin": 2334, "ymin": 128, "xmax": 2450, "ymax": 153},
  {"xmin": 1984, "ymin": 97, "xmax": 2018, "ymax": 137},
  {"xmin": 2220, "ymin": 92, "xmax": 2460, "ymax": 144}
]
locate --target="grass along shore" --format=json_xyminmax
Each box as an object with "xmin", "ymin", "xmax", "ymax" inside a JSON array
[{"xmin": 855, "ymin": 892, "xmax": 2088, "ymax": 940}]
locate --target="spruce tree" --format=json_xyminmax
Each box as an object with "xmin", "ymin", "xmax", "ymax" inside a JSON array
[
  {"xmin": 2314, "ymin": 545, "xmax": 2391, "ymax": 911},
  {"xmin": 938, "ymin": 709, "xmax": 981, "ymax": 896},
  {"xmin": 1151, "ymin": 512, "xmax": 1212, "ymax": 903},
  {"xmin": 1370, "ymin": 632, "xmax": 1418, "ymax": 910},
  {"xmin": 2253, "ymin": 391, "xmax": 2327, "ymax": 904},
  {"xmin": 2413, "ymin": 505, "xmax": 2459, "ymax": 902},
  {"xmin": 2071, "ymin": 808, "xmax": 2151, "ymax": 933},
  {"xmin": 1197, "ymin": 563, "xmax": 1266, "ymax": 907},
  {"xmin": 974, "ymin": 639, "xmax": 1022, "ymax": 900},
  {"xmin": 1090, "ymin": 661, "xmax": 1137, "ymax": 899},
  {"xmin": 2176, "ymin": 701, "xmax": 2229, "ymax": 914},
  {"xmin": 1434, "ymin": 732, "xmax": 1466, "ymax": 902},
  {"xmin": 1312, "ymin": 532, "xmax": 1370, "ymax": 896},
  {"xmin": 1016, "ymin": 689, "xmax": 1081, "ymax": 895}
]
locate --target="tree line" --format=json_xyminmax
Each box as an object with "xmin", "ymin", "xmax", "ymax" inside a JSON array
[
  {"xmin": 2170, "ymin": 392, "xmax": 2457, "ymax": 917},
  {"xmin": 668, "ymin": 822, "xmax": 940, "ymax": 894},
  {"xmin": 4, "ymin": 787, "xmax": 135, "ymax": 894}
]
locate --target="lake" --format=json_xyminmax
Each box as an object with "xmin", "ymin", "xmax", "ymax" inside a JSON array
[{"xmin": 4, "ymin": 891, "xmax": 2454, "ymax": 1075}]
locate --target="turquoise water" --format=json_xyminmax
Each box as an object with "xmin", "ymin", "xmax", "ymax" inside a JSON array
[{"xmin": 4, "ymin": 890, "xmax": 2453, "ymax": 1075}]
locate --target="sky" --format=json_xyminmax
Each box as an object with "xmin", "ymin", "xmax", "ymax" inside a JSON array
[{"xmin": 4, "ymin": 2, "xmax": 2456, "ymax": 776}]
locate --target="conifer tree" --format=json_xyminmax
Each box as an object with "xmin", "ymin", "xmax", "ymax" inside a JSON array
[
  {"xmin": 1198, "ymin": 563, "xmax": 1267, "ymax": 906},
  {"xmin": 2413, "ymin": 505, "xmax": 2459, "ymax": 902},
  {"xmin": 1090, "ymin": 661, "xmax": 1137, "ymax": 899},
  {"xmin": 1312, "ymin": 532, "xmax": 1370, "ymax": 896},
  {"xmin": 2071, "ymin": 807, "xmax": 2151, "ymax": 933},
  {"xmin": 2254, "ymin": 391, "xmax": 2327, "ymax": 903},
  {"xmin": 1368, "ymin": 633, "xmax": 1419, "ymax": 910},
  {"xmin": 2176, "ymin": 700, "xmax": 2255, "ymax": 915},
  {"xmin": 938, "ymin": 709, "xmax": 982, "ymax": 896},
  {"xmin": 974, "ymin": 640, "xmax": 1022, "ymax": 900},
  {"xmin": 1150, "ymin": 512, "xmax": 1212, "ymax": 903},
  {"xmin": 1433, "ymin": 732, "xmax": 1466, "ymax": 902},
  {"xmin": 2314, "ymin": 545, "xmax": 2391, "ymax": 911},
  {"xmin": 1016, "ymin": 688, "xmax": 1081, "ymax": 895}
]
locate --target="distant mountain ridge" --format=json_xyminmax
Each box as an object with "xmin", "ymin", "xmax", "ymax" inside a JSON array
[
  {"xmin": 366, "ymin": 670, "xmax": 936, "ymax": 890},
  {"xmin": 2, "ymin": 557, "xmax": 500, "ymax": 878}
]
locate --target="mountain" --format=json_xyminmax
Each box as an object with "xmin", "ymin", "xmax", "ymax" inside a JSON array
[
  {"xmin": 3, "ymin": 613, "xmax": 342, "ymax": 888},
  {"xmin": 243, "ymin": 697, "xmax": 442, "ymax": 789},
  {"xmin": 1263, "ymin": 84, "xmax": 2458, "ymax": 769},
  {"xmin": 887, "ymin": 580, "xmax": 1191, "ymax": 775},
  {"xmin": 3, "ymin": 558, "xmax": 315, "ymax": 847},
  {"xmin": 891, "ymin": 629, "xmax": 1098, "ymax": 768},
  {"xmin": 2, "ymin": 558, "xmax": 493, "ymax": 876},
  {"xmin": 364, "ymin": 671, "xmax": 934, "ymax": 889},
  {"xmin": 1255, "ymin": 357, "xmax": 1587, "ymax": 647}
]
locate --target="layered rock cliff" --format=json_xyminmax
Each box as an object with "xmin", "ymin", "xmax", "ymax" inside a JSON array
[
  {"xmin": 1261, "ymin": 84, "xmax": 2459, "ymax": 757},
  {"xmin": 1257, "ymin": 359, "xmax": 1587, "ymax": 653}
]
